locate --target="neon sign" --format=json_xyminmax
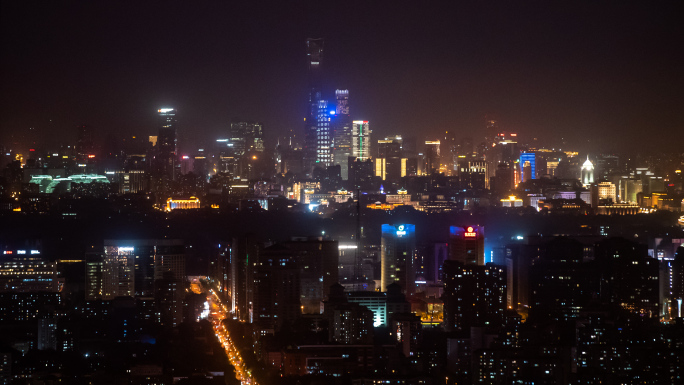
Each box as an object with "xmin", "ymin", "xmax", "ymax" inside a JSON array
[{"xmin": 464, "ymin": 226, "xmax": 477, "ymax": 238}]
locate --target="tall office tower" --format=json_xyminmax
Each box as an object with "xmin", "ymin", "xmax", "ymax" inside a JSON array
[
  {"xmin": 449, "ymin": 226, "xmax": 485, "ymax": 265},
  {"xmin": 217, "ymin": 121, "xmax": 264, "ymax": 177},
  {"xmin": 423, "ymin": 141, "xmax": 441, "ymax": 175},
  {"xmin": 375, "ymin": 138, "xmax": 406, "ymax": 182},
  {"xmin": 75, "ymin": 125, "xmax": 95, "ymax": 162},
  {"xmin": 156, "ymin": 108, "xmax": 178, "ymax": 181},
  {"xmin": 228, "ymin": 121, "xmax": 265, "ymax": 155},
  {"xmin": 352, "ymin": 121, "xmax": 371, "ymax": 161},
  {"xmin": 103, "ymin": 246, "xmax": 136, "ymax": 299},
  {"xmin": 442, "ymin": 260, "xmax": 506, "ymax": 332},
  {"xmin": 316, "ymin": 100, "xmax": 332, "ymax": 166},
  {"xmin": 332, "ymin": 90, "xmax": 352, "ymax": 179},
  {"xmin": 581, "ymin": 156, "xmax": 595, "ymax": 186},
  {"xmin": 519, "ymin": 152, "xmax": 536, "ymax": 182},
  {"xmin": 304, "ymin": 38, "xmax": 325, "ymax": 170},
  {"xmin": 380, "ymin": 224, "xmax": 416, "ymax": 294}
]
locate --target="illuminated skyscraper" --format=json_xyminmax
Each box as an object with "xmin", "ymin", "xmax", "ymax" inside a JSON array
[
  {"xmin": 352, "ymin": 121, "xmax": 371, "ymax": 161},
  {"xmin": 581, "ymin": 156, "xmax": 595, "ymax": 186},
  {"xmin": 102, "ymin": 246, "xmax": 136, "ymax": 299},
  {"xmin": 449, "ymin": 226, "xmax": 485, "ymax": 265},
  {"xmin": 519, "ymin": 152, "xmax": 536, "ymax": 182},
  {"xmin": 227, "ymin": 121, "xmax": 264, "ymax": 155},
  {"xmin": 332, "ymin": 90, "xmax": 352, "ymax": 179},
  {"xmin": 304, "ymin": 38, "xmax": 324, "ymax": 169},
  {"xmin": 217, "ymin": 121, "xmax": 264, "ymax": 177},
  {"xmin": 316, "ymin": 100, "xmax": 332, "ymax": 166},
  {"xmin": 375, "ymin": 138, "xmax": 406, "ymax": 182},
  {"xmin": 156, "ymin": 108, "xmax": 178, "ymax": 181},
  {"xmin": 380, "ymin": 224, "xmax": 416, "ymax": 294}
]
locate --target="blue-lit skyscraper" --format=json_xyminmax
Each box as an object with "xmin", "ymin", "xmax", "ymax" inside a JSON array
[
  {"xmin": 380, "ymin": 224, "xmax": 416, "ymax": 294},
  {"xmin": 519, "ymin": 152, "xmax": 536, "ymax": 182},
  {"xmin": 316, "ymin": 100, "xmax": 332, "ymax": 166}
]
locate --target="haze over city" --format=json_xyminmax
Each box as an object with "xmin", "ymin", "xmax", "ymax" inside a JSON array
[
  {"xmin": 2, "ymin": 2, "xmax": 683, "ymax": 152},
  {"xmin": 1, "ymin": 2, "xmax": 683, "ymax": 385}
]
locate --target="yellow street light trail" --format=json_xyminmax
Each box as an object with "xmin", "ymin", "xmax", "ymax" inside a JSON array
[{"xmin": 206, "ymin": 288, "xmax": 258, "ymax": 385}]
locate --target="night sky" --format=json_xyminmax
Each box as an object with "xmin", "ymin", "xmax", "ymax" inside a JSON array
[{"xmin": 2, "ymin": 2, "xmax": 683, "ymax": 154}]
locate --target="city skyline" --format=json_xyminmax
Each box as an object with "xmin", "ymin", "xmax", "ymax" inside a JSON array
[
  {"xmin": 2, "ymin": 2, "xmax": 683, "ymax": 153},
  {"xmin": 1, "ymin": 4, "xmax": 683, "ymax": 383}
]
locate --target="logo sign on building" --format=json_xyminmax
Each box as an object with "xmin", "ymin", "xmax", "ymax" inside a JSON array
[
  {"xmin": 396, "ymin": 225, "xmax": 406, "ymax": 236},
  {"xmin": 464, "ymin": 226, "xmax": 477, "ymax": 238}
]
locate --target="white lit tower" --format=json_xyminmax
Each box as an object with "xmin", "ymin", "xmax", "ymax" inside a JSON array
[{"xmin": 581, "ymin": 156, "xmax": 594, "ymax": 187}]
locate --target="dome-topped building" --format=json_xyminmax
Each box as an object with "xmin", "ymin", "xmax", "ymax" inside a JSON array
[{"xmin": 581, "ymin": 156, "xmax": 594, "ymax": 186}]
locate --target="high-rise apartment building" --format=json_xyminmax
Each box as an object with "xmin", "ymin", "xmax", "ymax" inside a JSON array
[
  {"xmin": 442, "ymin": 261, "xmax": 506, "ymax": 332},
  {"xmin": 380, "ymin": 224, "xmax": 416, "ymax": 294}
]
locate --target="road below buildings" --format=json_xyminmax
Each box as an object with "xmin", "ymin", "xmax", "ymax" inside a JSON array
[{"xmin": 195, "ymin": 282, "xmax": 258, "ymax": 385}]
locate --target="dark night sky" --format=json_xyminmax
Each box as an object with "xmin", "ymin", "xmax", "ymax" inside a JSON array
[{"xmin": 2, "ymin": 1, "xmax": 683, "ymax": 154}]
